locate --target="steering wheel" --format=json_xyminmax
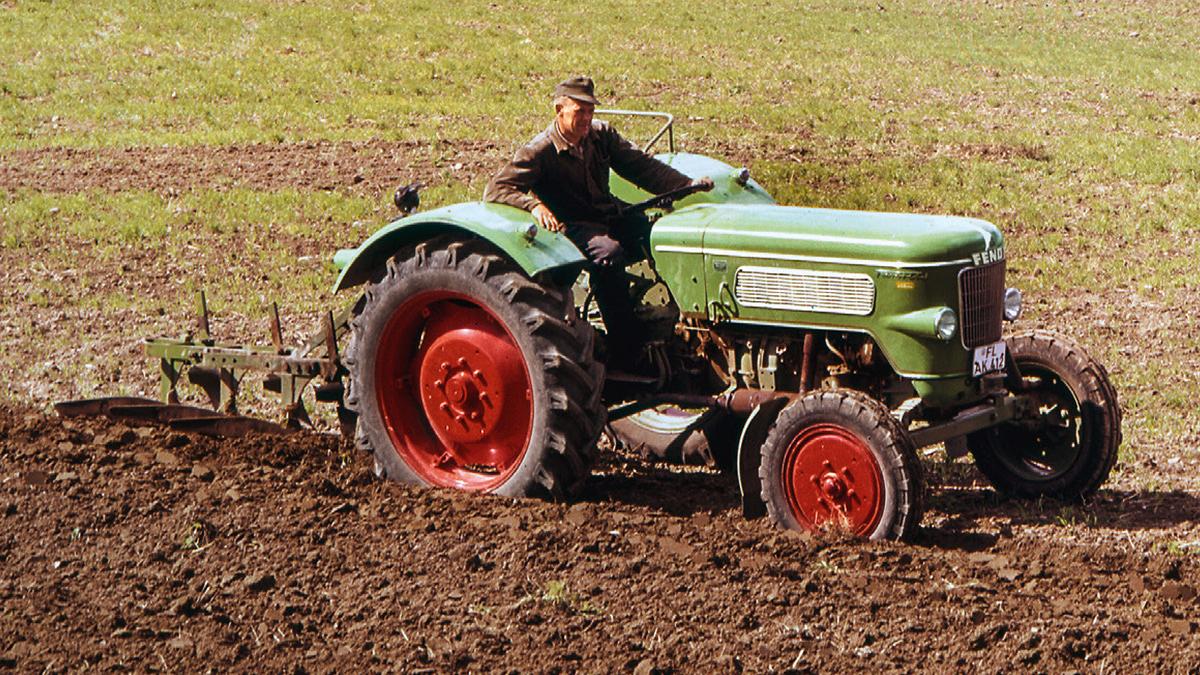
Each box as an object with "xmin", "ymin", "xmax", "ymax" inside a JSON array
[{"xmin": 620, "ymin": 180, "xmax": 713, "ymax": 216}]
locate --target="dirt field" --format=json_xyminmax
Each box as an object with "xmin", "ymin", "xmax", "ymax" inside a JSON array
[{"xmin": 3, "ymin": 143, "xmax": 1200, "ymax": 674}]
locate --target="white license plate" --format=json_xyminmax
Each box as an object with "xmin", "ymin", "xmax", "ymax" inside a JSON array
[{"xmin": 972, "ymin": 341, "xmax": 1006, "ymax": 376}]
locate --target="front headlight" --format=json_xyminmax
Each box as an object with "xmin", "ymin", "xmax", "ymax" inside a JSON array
[
  {"xmin": 1004, "ymin": 287, "xmax": 1022, "ymax": 321},
  {"xmin": 935, "ymin": 308, "xmax": 958, "ymax": 341}
]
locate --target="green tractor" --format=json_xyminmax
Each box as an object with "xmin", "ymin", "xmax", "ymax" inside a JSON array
[{"xmin": 329, "ymin": 111, "xmax": 1120, "ymax": 541}]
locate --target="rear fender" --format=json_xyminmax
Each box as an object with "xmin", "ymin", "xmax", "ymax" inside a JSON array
[
  {"xmin": 333, "ymin": 202, "xmax": 585, "ymax": 293},
  {"xmin": 737, "ymin": 396, "xmax": 792, "ymax": 519}
]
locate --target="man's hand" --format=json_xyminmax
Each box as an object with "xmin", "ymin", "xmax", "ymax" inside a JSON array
[
  {"xmin": 532, "ymin": 204, "xmax": 563, "ymax": 232},
  {"xmin": 692, "ymin": 177, "xmax": 715, "ymax": 192}
]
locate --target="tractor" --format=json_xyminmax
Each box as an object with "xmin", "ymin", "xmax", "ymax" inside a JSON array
[
  {"xmin": 327, "ymin": 110, "xmax": 1120, "ymax": 541},
  {"xmin": 61, "ymin": 111, "xmax": 1120, "ymax": 541}
]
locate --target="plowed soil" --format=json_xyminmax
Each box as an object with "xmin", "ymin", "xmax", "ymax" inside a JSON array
[{"xmin": 3, "ymin": 142, "xmax": 1200, "ymax": 674}]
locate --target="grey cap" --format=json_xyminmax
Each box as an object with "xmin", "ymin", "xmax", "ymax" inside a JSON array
[{"xmin": 553, "ymin": 76, "xmax": 600, "ymax": 106}]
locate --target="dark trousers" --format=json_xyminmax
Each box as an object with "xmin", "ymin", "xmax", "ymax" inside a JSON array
[{"xmin": 564, "ymin": 213, "xmax": 652, "ymax": 368}]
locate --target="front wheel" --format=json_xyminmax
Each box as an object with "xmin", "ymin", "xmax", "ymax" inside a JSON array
[
  {"xmin": 344, "ymin": 238, "xmax": 605, "ymax": 499},
  {"xmin": 967, "ymin": 330, "xmax": 1121, "ymax": 500},
  {"xmin": 759, "ymin": 390, "xmax": 924, "ymax": 541}
]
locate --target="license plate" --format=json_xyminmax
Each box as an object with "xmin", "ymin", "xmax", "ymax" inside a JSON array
[{"xmin": 972, "ymin": 341, "xmax": 1006, "ymax": 376}]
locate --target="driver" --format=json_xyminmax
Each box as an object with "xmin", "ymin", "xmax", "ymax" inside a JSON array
[{"xmin": 484, "ymin": 75, "xmax": 712, "ymax": 372}]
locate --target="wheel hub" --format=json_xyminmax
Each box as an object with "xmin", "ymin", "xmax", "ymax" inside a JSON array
[
  {"xmin": 421, "ymin": 347, "xmax": 507, "ymax": 443},
  {"xmin": 819, "ymin": 470, "xmax": 847, "ymax": 500}
]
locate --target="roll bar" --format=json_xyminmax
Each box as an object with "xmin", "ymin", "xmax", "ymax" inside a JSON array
[{"xmin": 595, "ymin": 109, "xmax": 675, "ymax": 153}]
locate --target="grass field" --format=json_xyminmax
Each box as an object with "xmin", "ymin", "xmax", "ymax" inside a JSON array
[{"xmin": 4, "ymin": 0, "xmax": 1200, "ymax": 478}]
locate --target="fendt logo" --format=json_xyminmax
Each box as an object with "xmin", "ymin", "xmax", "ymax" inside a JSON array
[
  {"xmin": 972, "ymin": 246, "xmax": 1006, "ymax": 266},
  {"xmin": 877, "ymin": 270, "xmax": 927, "ymax": 281}
]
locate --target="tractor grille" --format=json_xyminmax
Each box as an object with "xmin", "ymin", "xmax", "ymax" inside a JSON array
[
  {"xmin": 734, "ymin": 267, "xmax": 875, "ymax": 316},
  {"xmin": 958, "ymin": 260, "xmax": 1005, "ymax": 348}
]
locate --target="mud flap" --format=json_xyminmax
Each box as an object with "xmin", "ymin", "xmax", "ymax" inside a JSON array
[{"xmin": 736, "ymin": 396, "xmax": 791, "ymax": 519}]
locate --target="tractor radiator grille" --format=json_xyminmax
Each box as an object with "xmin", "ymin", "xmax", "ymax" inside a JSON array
[
  {"xmin": 734, "ymin": 267, "xmax": 875, "ymax": 316},
  {"xmin": 958, "ymin": 260, "xmax": 1005, "ymax": 348}
]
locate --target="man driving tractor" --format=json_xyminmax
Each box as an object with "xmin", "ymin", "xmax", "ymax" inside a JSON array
[{"xmin": 484, "ymin": 76, "xmax": 712, "ymax": 373}]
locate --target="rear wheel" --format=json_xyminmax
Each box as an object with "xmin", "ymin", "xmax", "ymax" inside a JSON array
[
  {"xmin": 344, "ymin": 238, "xmax": 605, "ymax": 499},
  {"xmin": 759, "ymin": 390, "xmax": 923, "ymax": 541},
  {"xmin": 967, "ymin": 330, "xmax": 1120, "ymax": 500}
]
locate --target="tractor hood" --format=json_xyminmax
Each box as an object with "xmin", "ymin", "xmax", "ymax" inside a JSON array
[
  {"xmin": 649, "ymin": 203, "xmax": 1008, "ymax": 381},
  {"xmin": 652, "ymin": 204, "xmax": 1003, "ymax": 267}
]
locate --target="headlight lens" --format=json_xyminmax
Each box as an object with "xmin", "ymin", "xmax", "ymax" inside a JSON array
[
  {"xmin": 1004, "ymin": 287, "xmax": 1022, "ymax": 321},
  {"xmin": 935, "ymin": 308, "xmax": 958, "ymax": 341}
]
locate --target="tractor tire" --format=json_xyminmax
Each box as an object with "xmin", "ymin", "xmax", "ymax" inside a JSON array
[
  {"xmin": 610, "ymin": 407, "xmax": 742, "ymax": 470},
  {"xmin": 967, "ymin": 330, "xmax": 1121, "ymax": 500},
  {"xmin": 343, "ymin": 237, "xmax": 605, "ymax": 500},
  {"xmin": 759, "ymin": 390, "xmax": 924, "ymax": 541}
]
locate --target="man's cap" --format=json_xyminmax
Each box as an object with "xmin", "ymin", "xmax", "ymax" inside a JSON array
[{"xmin": 554, "ymin": 76, "xmax": 600, "ymax": 106}]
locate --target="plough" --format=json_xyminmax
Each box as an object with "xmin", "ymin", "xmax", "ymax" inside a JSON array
[{"xmin": 56, "ymin": 292, "xmax": 355, "ymax": 437}]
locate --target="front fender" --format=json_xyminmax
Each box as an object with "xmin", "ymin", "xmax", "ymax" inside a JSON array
[
  {"xmin": 332, "ymin": 202, "xmax": 586, "ymax": 293},
  {"xmin": 737, "ymin": 396, "xmax": 791, "ymax": 519}
]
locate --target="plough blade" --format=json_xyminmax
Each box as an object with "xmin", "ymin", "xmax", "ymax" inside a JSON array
[
  {"xmin": 57, "ymin": 293, "xmax": 355, "ymax": 441},
  {"xmin": 168, "ymin": 415, "xmax": 293, "ymax": 437},
  {"xmin": 54, "ymin": 397, "xmax": 162, "ymax": 418},
  {"xmin": 54, "ymin": 397, "xmax": 295, "ymax": 438},
  {"xmin": 106, "ymin": 403, "xmax": 223, "ymax": 425}
]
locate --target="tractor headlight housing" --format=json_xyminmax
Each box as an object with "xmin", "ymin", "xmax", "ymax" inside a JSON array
[
  {"xmin": 1004, "ymin": 287, "xmax": 1022, "ymax": 321},
  {"xmin": 935, "ymin": 308, "xmax": 958, "ymax": 341}
]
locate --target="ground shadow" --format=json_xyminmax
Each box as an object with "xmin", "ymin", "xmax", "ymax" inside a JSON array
[
  {"xmin": 578, "ymin": 447, "xmax": 742, "ymax": 518},
  {"xmin": 580, "ymin": 447, "xmax": 1200, "ymax": 543},
  {"xmin": 919, "ymin": 453, "xmax": 1200, "ymax": 535},
  {"xmin": 926, "ymin": 484, "xmax": 1200, "ymax": 534}
]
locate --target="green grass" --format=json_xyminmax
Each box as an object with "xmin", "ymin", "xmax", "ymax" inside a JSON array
[{"xmin": 4, "ymin": 0, "xmax": 1200, "ymax": 473}]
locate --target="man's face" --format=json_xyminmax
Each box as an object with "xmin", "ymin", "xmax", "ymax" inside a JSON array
[{"xmin": 556, "ymin": 97, "xmax": 594, "ymax": 144}]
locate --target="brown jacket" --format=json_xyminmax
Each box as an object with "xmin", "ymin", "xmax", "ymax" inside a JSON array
[{"xmin": 484, "ymin": 120, "xmax": 691, "ymax": 223}]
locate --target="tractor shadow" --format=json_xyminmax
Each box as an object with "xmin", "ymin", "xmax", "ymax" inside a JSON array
[
  {"xmin": 918, "ymin": 454, "xmax": 1200, "ymax": 544},
  {"xmin": 577, "ymin": 446, "xmax": 742, "ymax": 518},
  {"xmin": 579, "ymin": 446, "xmax": 1200, "ymax": 545}
]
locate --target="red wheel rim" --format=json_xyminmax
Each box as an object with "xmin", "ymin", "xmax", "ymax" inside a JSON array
[
  {"xmin": 374, "ymin": 290, "xmax": 534, "ymax": 491},
  {"xmin": 781, "ymin": 423, "xmax": 885, "ymax": 537}
]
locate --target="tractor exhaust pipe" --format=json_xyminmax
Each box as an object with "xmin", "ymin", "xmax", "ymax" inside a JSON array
[{"xmin": 606, "ymin": 388, "xmax": 795, "ymax": 421}]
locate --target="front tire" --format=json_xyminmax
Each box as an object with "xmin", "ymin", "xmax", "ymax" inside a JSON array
[
  {"xmin": 344, "ymin": 238, "xmax": 605, "ymax": 499},
  {"xmin": 967, "ymin": 330, "xmax": 1121, "ymax": 500},
  {"xmin": 759, "ymin": 390, "xmax": 924, "ymax": 541}
]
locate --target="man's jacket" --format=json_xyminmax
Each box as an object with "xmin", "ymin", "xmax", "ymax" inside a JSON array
[{"xmin": 484, "ymin": 120, "xmax": 691, "ymax": 223}]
